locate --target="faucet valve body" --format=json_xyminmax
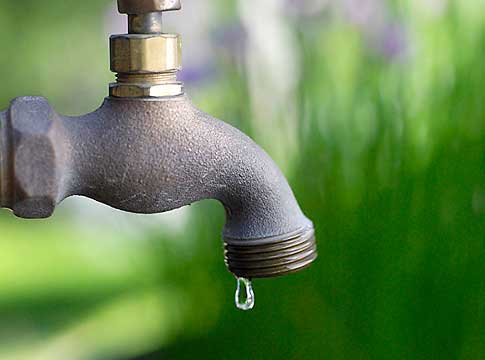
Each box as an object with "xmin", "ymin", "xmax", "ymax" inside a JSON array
[
  {"xmin": 110, "ymin": 0, "xmax": 183, "ymax": 98},
  {"xmin": 0, "ymin": 0, "xmax": 317, "ymax": 281}
]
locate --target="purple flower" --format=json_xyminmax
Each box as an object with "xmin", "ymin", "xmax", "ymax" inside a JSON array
[
  {"xmin": 180, "ymin": 66, "xmax": 217, "ymax": 84},
  {"xmin": 380, "ymin": 22, "xmax": 409, "ymax": 61},
  {"xmin": 212, "ymin": 22, "xmax": 248, "ymax": 61},
  {"xmin": 285, "ymin": 0, "xmax": 329, "ymax": 18},
  {"xmin": 343, "ymin": 0, "xmax": 410, "ymax": 62},
  {"xmin": 344, "ymin": 0, "xmax": 385, "ymax": 28}
]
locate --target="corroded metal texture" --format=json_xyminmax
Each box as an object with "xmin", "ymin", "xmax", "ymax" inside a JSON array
[{"xmin": 0, "ymin": 95, "xmax": 316, "ymax": 278}]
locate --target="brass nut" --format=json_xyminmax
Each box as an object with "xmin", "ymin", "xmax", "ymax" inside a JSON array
[
  {"xmin": 110, "ymin": 34, "xmax": 181, "ymax": 74},
  {"xmin": 118, "ymin": 0, "xmax": 181, "ymax": 14},
  {"xmin": 109, "ymin": 83, "xmax": 184, "ymax": 98}
]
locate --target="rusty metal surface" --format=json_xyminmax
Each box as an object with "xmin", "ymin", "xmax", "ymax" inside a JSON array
[{"xmin": 0, "ymin": 95, "xmax": 316, "ymax": 278}]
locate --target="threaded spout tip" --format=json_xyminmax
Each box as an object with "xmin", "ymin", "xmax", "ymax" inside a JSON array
[{"xmin": 224, "ymin": 225, "xmax": 317, "ymax": 279}]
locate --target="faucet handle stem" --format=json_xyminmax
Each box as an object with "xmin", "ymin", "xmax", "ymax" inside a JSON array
[
  {"xmin": 117, "ymin": 0, "xmax": 182, "ymax": 34},
  {"xmin": 118, "ymin": 0, "xmax": 182, "ymax": 15}
]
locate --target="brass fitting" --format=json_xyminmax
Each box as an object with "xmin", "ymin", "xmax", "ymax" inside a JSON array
[
  {"xmin": 110, "ymin": 0, "xmax": 183, "ymax": 98},
  {"xmin": 110, "ymin": 34, "xmax": 181, "ymax": 73}
]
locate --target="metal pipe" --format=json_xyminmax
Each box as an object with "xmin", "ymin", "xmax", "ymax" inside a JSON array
[
  {"xmin": 0, "ymin": 95, "xmax": 316, "ymax": 278},
  {"xmin": 128, "ymin": 13, "xmax": 163, "ymax": 34}
]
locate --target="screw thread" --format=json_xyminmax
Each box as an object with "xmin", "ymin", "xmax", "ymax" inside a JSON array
[
  {"xmin": 224, "ymin": 226, "xmax": 317, "ymax": 279},
  {"xmin": 116, "ymin": 71, "xmax": 178, "ymax": 85}
]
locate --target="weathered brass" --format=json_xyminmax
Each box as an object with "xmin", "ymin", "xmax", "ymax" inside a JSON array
[
  {"xmin": 110, "ymin": 34, "xmax": 181, "ymax": 74},
  {"xmin": 110, "ymin": 81, "xmax": 183, "ymax": 97},
  {"xmin": 110, "ymin": 2, "xmax": 183, "ymax": 98},
  {"xmin": 110, "ymin": 72, "xmax": 182, "ymax": 97}
]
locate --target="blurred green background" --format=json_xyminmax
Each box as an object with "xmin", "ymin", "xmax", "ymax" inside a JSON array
[{"xmin": 0, "ymin": 0, "xmax": 484, "ymax": 359}]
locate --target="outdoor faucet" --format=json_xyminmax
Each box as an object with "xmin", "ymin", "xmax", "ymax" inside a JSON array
[{"xmin": 0, "ymin": 0, "xmax": 316, "ymax": 282}]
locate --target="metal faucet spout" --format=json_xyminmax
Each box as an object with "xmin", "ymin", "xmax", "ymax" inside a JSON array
[{"xmin": 0, "ymin": 0, "xmax": 317, "ymax": 279}]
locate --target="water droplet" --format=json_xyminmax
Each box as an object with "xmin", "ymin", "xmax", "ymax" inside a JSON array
[{"xmin": 235, "ymin": 277, "xmax": 255, "ymax": 311}]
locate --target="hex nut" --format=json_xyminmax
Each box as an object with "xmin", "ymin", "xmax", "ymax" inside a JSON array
[
  {"xmin": 118, "ymin": 0, "xmax": 181, "ymax": 14},
  {"xmin": 8, "ymin": 97, "xmax": 63, "ymax": 218},
  {"xmin": 110, "ymin": 34, "xmax": 181, "ymax": 74},
  {"xmin": 110, "ymin": 82, "xmax": 184, "ymax": 98}
]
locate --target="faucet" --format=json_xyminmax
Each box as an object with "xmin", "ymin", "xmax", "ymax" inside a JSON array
[{"xmin": 0, "ymin": 0, "xmax": 316, "ymax": 281}]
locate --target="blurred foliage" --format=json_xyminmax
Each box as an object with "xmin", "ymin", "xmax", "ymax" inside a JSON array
[{"xmin": 0, "ymin": 0, "xmax": 484, "ymax": 359}]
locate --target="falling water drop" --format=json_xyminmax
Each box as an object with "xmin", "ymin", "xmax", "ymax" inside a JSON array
[{"xmin": 235, "ymin": 277, "xmax": 255, "ymax": 311}]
